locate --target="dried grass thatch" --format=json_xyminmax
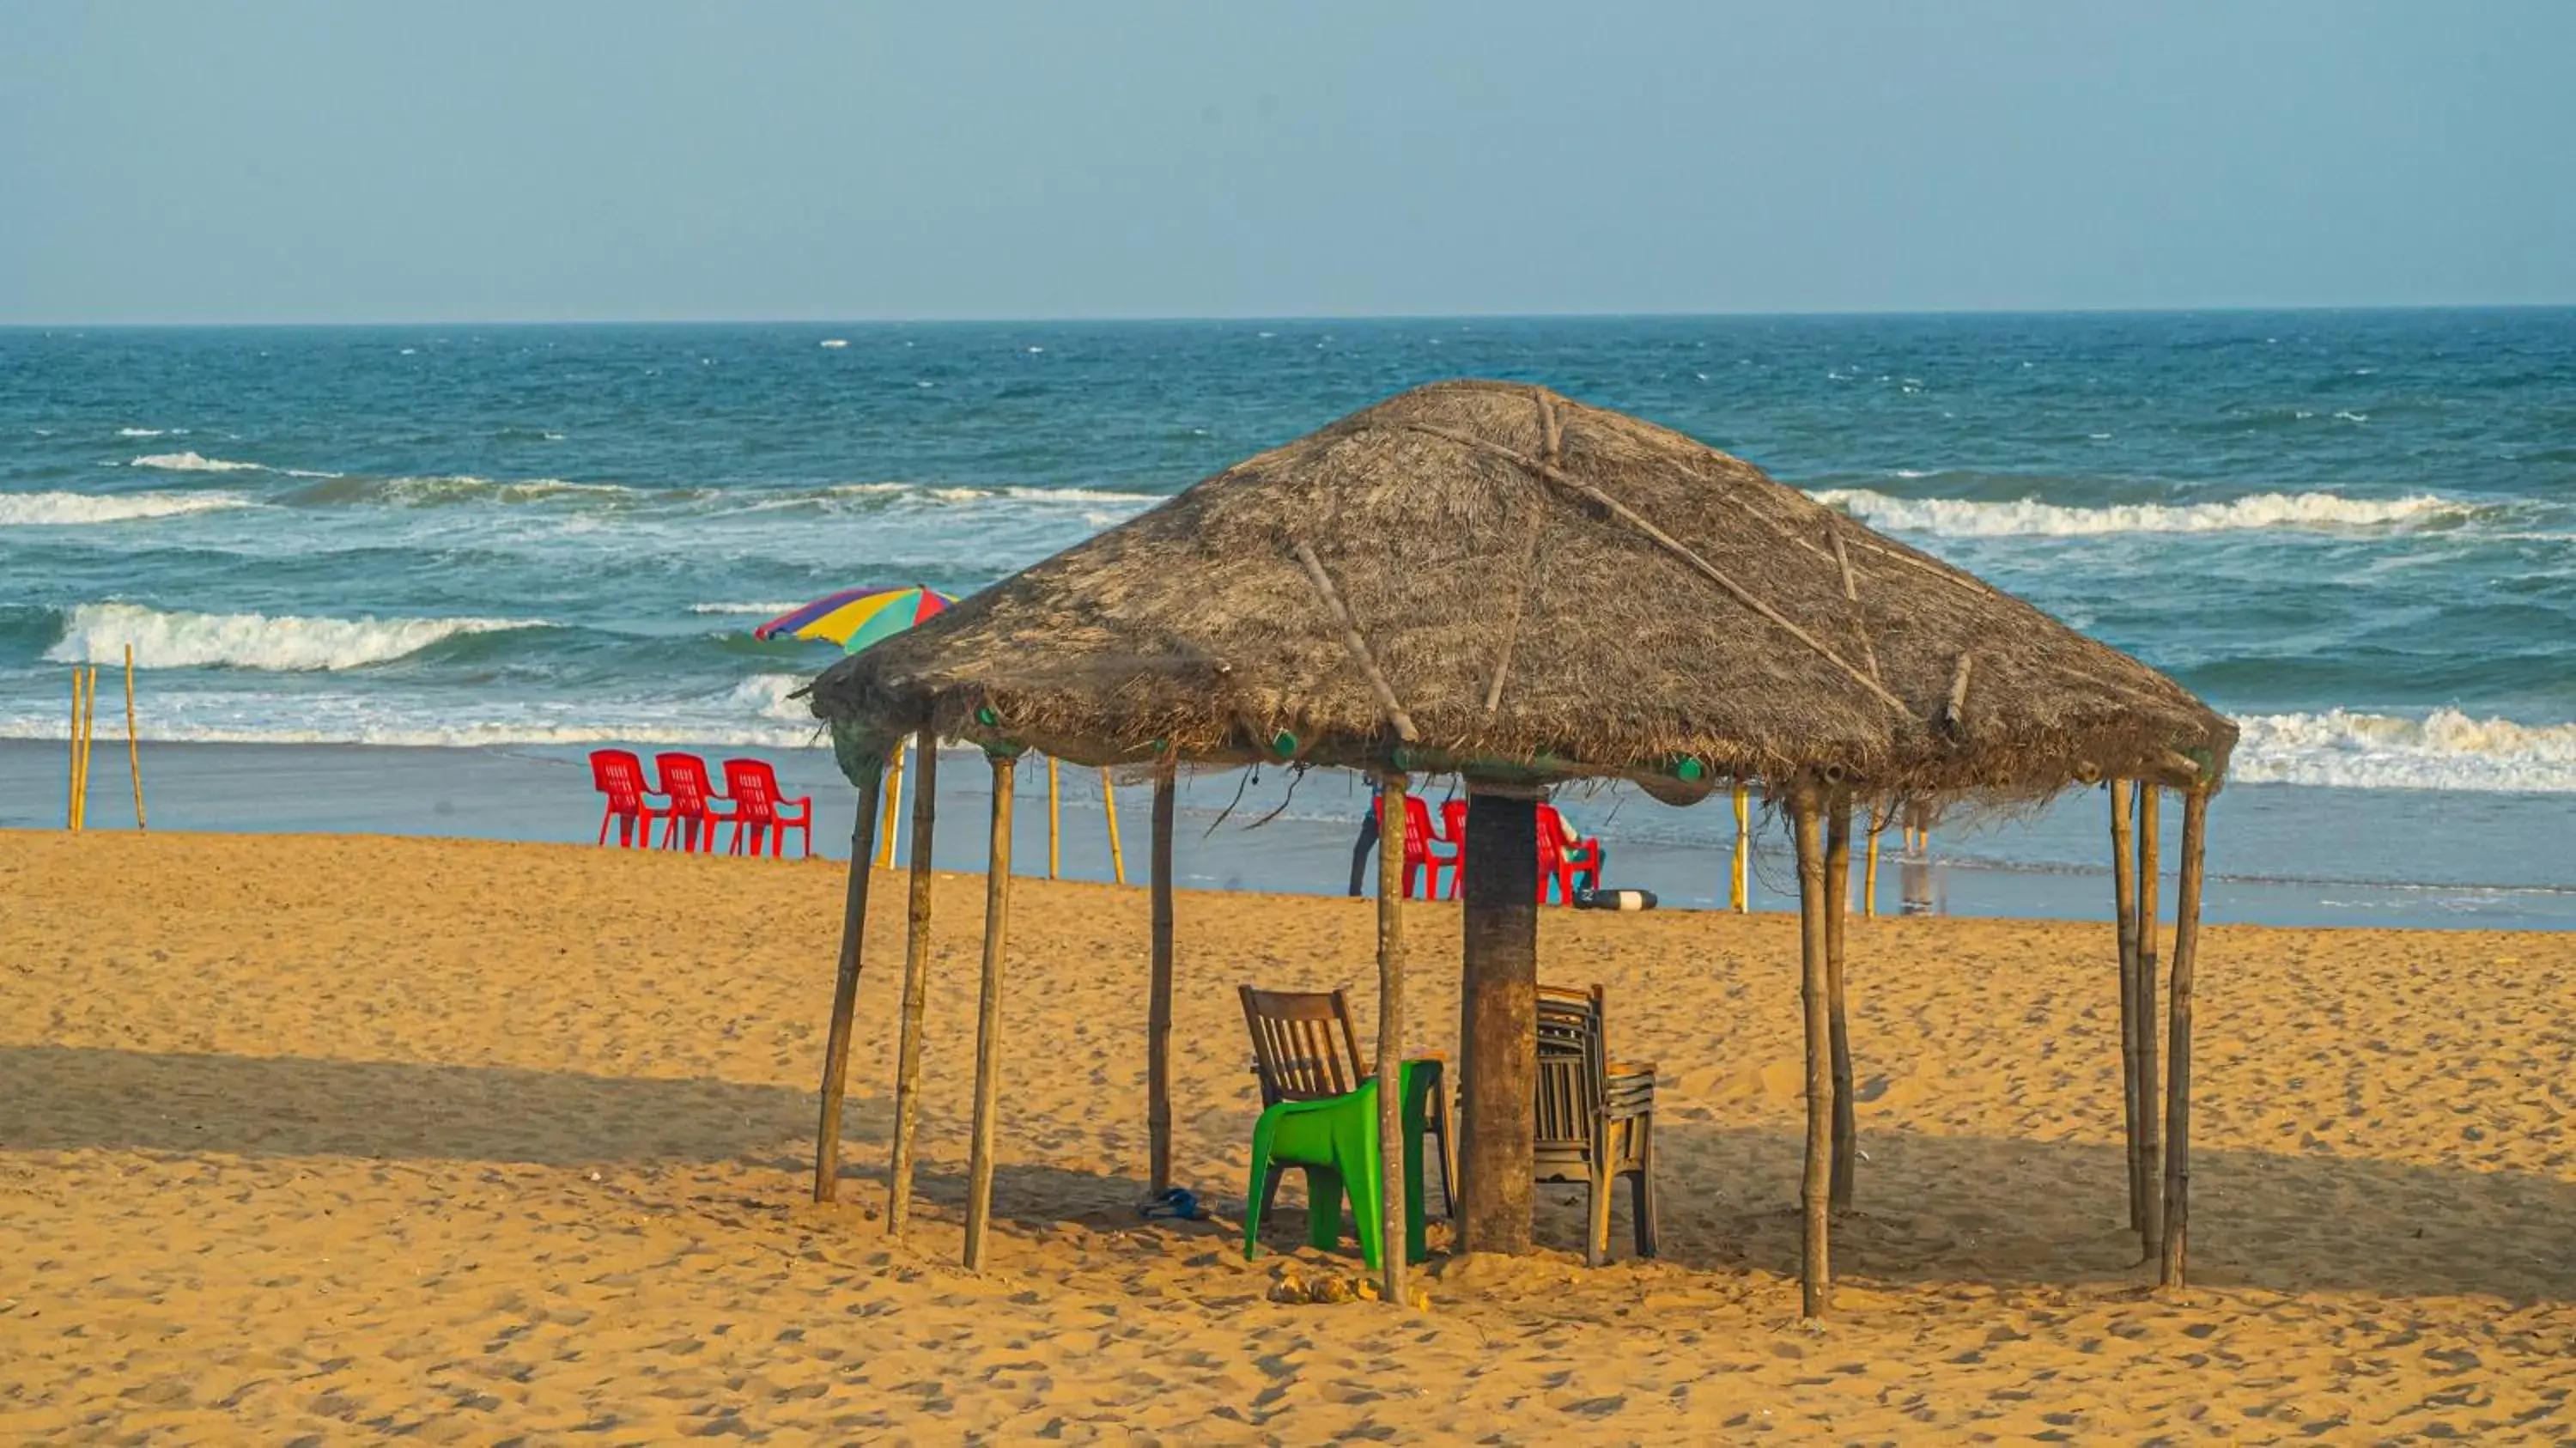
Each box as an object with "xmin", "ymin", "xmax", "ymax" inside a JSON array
[{"xmin": 809, "ymin": 380, "xmax": 2233, "ymax": 803}]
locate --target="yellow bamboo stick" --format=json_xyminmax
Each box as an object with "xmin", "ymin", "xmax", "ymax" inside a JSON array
[
  {"xmin": 65, "ymin": 668, "xmax": 82, "ymax": 830},
  {"xmin": 126, "ymin": 645, "xmax": 146, "ymax": 830},
  {"xmin": 1046, "ymin": 757, "xmax": 1061, "ymax": 879},
  {"xmin": 74, "ymin": 666, "xmax": 97, "ymax": 831},
  {"xmin": 1730, "ymin": 784, "xmax": 1750, "ymax": 912},
  {"xmin": 1862, "ymin": 803, "xmax": 1884, "ymax": 918},
  {"xmin": 877, "ymin": 739, "xmax": 907, "ymax": 869},
  {"xmin": 1101, "ymin": 767, "xmax": 1127, "ymax": 885}
]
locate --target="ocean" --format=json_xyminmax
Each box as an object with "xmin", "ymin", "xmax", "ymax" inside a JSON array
[{"xmin": 4, "ymin": 313, "xmax": 2572, "ymax": 925}]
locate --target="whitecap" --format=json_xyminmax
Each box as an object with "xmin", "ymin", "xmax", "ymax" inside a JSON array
[
  {"xmin": 45, "ymin": 601, "xmax": 548, "ymax": 672},
  {"xmin": 0, "ymin": 491, "xmax": 255, "ymax": 526},
  {"xmin": 117, "ymin": 427, "xmax": 168, "ymax": 437},
  {"xmin": 690, "ymin": 601, "xmax": 808, "ymax": 615},
  {"xmin": 129, "ymin": 450, "xmax": 267, "ymax": 473},
  {"xmin": 820, "ymin": 338, "xmax": 848, "ymax": 349},
  {"xmin": 1810, "ymin": 488, "xmax": 2471, "ymax": 538},
  {"xmin": 2229, "ymin": 709, "xmax": 2576, "ymax": 792}
]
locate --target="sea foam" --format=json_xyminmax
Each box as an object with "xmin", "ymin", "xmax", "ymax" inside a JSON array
[
  {"xmin": 0, "ymin": 491, "xmax": 254, "ymax": 525},
  {"xmin": 2228, "ymin": 709, "xmax": 2576, "ymax": 793},
  {"xmin": 1812, "ymin": 489, "xmax": 2470, "ymax": 538},
  {"xmin": 46, "ymin": 602, "xmax": 547, "ymax": 672},
  {"xmin": 129, "ymin": 451, "xmax": 268, "ymax": 473}
]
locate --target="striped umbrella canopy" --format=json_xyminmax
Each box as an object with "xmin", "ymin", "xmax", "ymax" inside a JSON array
[{"xmin": 754, "ymin": 586, "xmax": 955, "ymax": 654}]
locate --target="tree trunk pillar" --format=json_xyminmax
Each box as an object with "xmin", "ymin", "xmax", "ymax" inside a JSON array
[{"xmin": 1456, "ymin": 785, "xmax": 1538, "ymax": 1256}]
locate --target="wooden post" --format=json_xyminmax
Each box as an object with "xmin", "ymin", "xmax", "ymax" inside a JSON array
[
  {"xmin": 2135, "ymin": 785, "xmax": 2165, "ymax": 1255},
  {"xmin": 1102, "ymin": 768, "xmax": 1127, "ymax": 885},
  {"xmin": 876, "ymin": 739, "xmax": 907, "ymax": 870},
  {"xmin": 1375, "ymin": 770, "xmax": 1411, "ymax": 1307},
  {"xmin": 125, "ymin": 645, "xmax": 145, "ymax": 830},
  {"xmin": 2109, "ymin": 780, "xmax": 2143, "ymax": 1238},
  {"xmin": 65, "ymin": 668, "xmax": 84, "ymax": 831},
  {"xmin": 811, "ymin": 757, "xmax": 885, "ymax": 1203},
  {"xmin": 1791, "ymin": 787, "xmax": 1834, "ymax": 1320},
  {"xmin": 1146, "ymin": 760, "xmax": 1176, "ymax": 1195},
  {"xmin": 884, "ymin": 729, "xmax": 941, "ymax": 1233},
  {"xmin": 1046, "ymin": 757, "xmax": 1061, "ymax": 880},
  {"xmin": 1825, "ymin": 795, "xmax": 1856, "ymax": 1209},
  {"xmin": 1730, "ymin": 785, "xmax": 1751, "ymax": 912},
  {"xmin": 1862, "ymin": 804, "xmax": 1883, "ymax": 919},
  {"xmin": 963, "ymin": 753, "xmax": 1017, "ymax": 1269},
  {"xmin": 72, "ymin": 666, "xmax": 96, "ymax": 831},
  {"xmin": 1455, "ymin": 786, "xmax": 1538, "ymax": 1256},
  {"xmin": 2160, "ymin": 786, "xmax": 2210, "ymax": 1288}
]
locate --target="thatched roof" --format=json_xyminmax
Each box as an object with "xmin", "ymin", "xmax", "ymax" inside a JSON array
[{"xmin": 809, "ymin": 380, "xmax": 2233, "ymax": 802}]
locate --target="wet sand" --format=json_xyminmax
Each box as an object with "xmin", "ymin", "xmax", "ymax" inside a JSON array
[{"xmin": 3, "ymin": 830, "xmax": 2572, "ymax": 1441}]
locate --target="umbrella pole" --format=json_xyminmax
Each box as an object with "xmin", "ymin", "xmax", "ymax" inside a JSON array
[
  {"xmin": 1047, "ymin": 757, "xmax": 1061, "ymax": 880},
  {"xmin": 1825, "ymin": 794, "xmax": 1856, "ymax": 1209}
]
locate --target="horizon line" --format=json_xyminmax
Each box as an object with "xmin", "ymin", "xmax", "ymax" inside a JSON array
[{"xmin": 5, "ymin": 301, "xmax": 2573, "ymax": 331}]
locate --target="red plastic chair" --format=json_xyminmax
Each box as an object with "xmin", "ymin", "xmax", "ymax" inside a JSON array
[
  {"xmin": 1538, "ymin": 804, "xmax": 1607, "ymax": 904},
  {"xmin": 721, "ymin": 757, "xmax": 812, "ymax": 858},
  {"xmin": 588, "ymin": 748, "xmax": 671, "ymax": 848},
  {"xmin": 653, "ymin": 751, "xmax": 734, "ymax": 852},
  {"xmin": 1399, "ymin": 795, "xmax": 1462, "ymax": 900}
]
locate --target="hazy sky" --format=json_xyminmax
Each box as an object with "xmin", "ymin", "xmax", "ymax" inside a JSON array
[{"xmin": 4, "ymin": 2, "xmax": 2572, "ymax": 323}]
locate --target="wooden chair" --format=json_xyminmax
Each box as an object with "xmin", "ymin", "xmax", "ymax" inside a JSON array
[
  {"xmin": 1534, "ymin": 983, "xmax": 1658, "ymax": 1265},
  {"xmin": 1238, "ymin": 986, "xmax": 1456, "ymax": 1226}
]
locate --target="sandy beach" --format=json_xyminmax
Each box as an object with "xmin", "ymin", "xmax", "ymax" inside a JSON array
[{"xmin": 3, "ymin": 828, "xmax": 2572, "ymax": 1442}]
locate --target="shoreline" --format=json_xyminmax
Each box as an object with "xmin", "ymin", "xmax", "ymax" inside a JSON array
[{"xmin": 5, "ymin": 736, "xmax": 2572, "ymax": 931}]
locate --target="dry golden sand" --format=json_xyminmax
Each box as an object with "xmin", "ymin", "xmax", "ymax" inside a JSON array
[{"xmin": 2, "ymin": 830, "xmax": 2572, "ymax": 1443}]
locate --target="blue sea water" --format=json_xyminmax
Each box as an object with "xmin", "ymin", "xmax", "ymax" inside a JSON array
[{"xmin": 3, "ymin": 312, "xmax": 2573, "ymax": 915}]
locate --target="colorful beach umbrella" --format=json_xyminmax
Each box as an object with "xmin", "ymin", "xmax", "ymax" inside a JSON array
[{"xmin": 754, "ymin": 586, "xmax": 954, "ymax": 654}]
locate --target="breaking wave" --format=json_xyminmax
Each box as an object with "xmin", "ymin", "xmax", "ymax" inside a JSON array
[
  {"xmin": 128, "ymin": 451, "xmax": 268, "ymax": 473},
  {"xmin": 45, "ymin": 602, "xmax": 550, "ymax": 672},
  {"xmin": 0, "ymin": 490, "xmax": 255, "ymax": 525},
  {"xmin": 1813, "ymin": 489, "xmax": 2473, "ymax": 538},
  {"xmin": 2228, "ymin": 709, "xmax": 2576, "ymax": 792},
  {"xmin": 690, "ymin": 601, "xmax": 805, "ymax": 616}
]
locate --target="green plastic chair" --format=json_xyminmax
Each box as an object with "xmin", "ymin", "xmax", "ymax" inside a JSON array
[{"xmin": 1243, "ymin": 1057, "xmax": 1438, "ymax": 1269}]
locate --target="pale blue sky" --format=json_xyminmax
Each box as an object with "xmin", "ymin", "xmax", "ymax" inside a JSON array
[{"xmin": 3, "ymin": 2, "xmax": 2572, "ymax": 323}]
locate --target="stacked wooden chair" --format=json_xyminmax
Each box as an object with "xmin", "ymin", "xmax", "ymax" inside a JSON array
[{"xmin": 1534, "ymin": 983, "xmax": 1659, "ymax": 1265}]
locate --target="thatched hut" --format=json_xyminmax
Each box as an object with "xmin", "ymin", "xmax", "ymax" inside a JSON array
[{"xmin": 804, "ymin": 380, "xmax": 2235, "ymax": 1319}]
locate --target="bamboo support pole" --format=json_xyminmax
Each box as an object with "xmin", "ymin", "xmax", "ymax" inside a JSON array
[
  {"xmin": 1046, "ymin": 757, "xmax": 1061, "ymax": 880},
  {"xmin": 125, "ymin": 645, "xmax": 145, "ymax": 830},
  {"xmin": 811, "ymin": 761, "xmax": 885, "ymax": 1203},
  {"xmin": 1730, "ymin": 785, "xmax": 1750, "ymax": 912},
  {"xmin": 1375, "ymin": 770, "xmax": 1411, "ymax": 1308},
  {"xmin": 884, "ymin": 730, "xmax": 941, "ymax": 1234},
  {"xmin": 2109, "ymin": 780, "xmax": 2143, "ymax": 1237},
  {"xmin": 1791, "ymin": 788, "xmax": 1834, "ymax": 1320},
  {"xmin": 65, "ymin": 668, "xmax": 83, "ymax": 830},
  {"xmin": 2160, "ymin": 787, "xmax": 2210, "ymax": 1288},
  {"xmin": 2135, "ymin": 786, "xmax": 2165, "ymax": 1255},
  {"xmin": 877, "ymin": 739, "xmax": 907, "ymax": 869},
  {"xmin": 1146, "ymin": 761, "xmax": 1176, "ymax": 1195},
  {"xmin": 1101, "ymin": 769, "xmax": 1127, "ymax": 885},
  {"xmin": 1862, "ymin": 803, "xmax": 1884, "ymax": 918},
  {"xmin": 73, "ymin": 666, "xmax": 97, "ymax": 831},
  {"xmin": 962, "ymin": 754, "xmax": 1017, "ymax": 1269},
  {"xmin": 1825, "ymin": 796, "xmax": 1856, "ymax": 1209}
]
